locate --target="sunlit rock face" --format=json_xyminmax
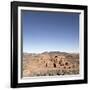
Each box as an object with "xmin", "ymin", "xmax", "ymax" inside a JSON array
[{"xmin": 23, "ymin": 52, "xmax": 79, "ymax": 77}]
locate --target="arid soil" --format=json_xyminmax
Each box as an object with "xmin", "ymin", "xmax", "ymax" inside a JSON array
[{"xmin": 22, "ymin": 52, "xmax": 79, "ymax": 77}]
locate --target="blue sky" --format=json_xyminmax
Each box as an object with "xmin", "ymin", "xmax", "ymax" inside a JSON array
[{"xmin": 21, "ymin": 10, "xmax": 79, "ymax": 53}]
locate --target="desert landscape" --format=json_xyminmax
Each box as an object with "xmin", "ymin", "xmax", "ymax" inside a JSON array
[
  {"xmin": 22, "ymin": 51, "xmax": 79, "ymax": 77},
  {"xmin": 22, "ymin": 11, "xmax": 79, "ymax": 77}
]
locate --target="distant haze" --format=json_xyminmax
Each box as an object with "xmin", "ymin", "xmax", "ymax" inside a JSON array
[{"xmin": 22, "ymin": 10, "xmax": 79, "ymax": 53}]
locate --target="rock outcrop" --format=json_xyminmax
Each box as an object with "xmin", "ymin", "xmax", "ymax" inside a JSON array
[{"xmin": 23, "ymin": 52, "xmax": 79, "ymax": 77}]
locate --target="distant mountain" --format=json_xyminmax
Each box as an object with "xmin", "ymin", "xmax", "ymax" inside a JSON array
[
  {"xmin": 40, "ymin": 51, "xmax": 69, "ymax": 57},
  {"xmin": 48, "ymin": 51, "xmax": 68, "ymax": 55},
  {"xmin": 23, "ymin": 51, "xmax": 79, "ymax": 56}
]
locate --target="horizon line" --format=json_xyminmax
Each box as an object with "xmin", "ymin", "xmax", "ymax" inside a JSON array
[{"xmin": 23, "ymin": 51, "xmax": 79, "ymax": 54}]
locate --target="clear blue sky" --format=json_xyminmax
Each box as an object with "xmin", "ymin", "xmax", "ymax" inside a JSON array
[{"xmin": 21, "ymin": 10, "xmax": 79, "ymax": 53}]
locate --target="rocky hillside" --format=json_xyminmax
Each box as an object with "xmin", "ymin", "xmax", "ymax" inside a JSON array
[{"xmin": 22, "ymin": 52, "xmax": 79, "ymax": 77}]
